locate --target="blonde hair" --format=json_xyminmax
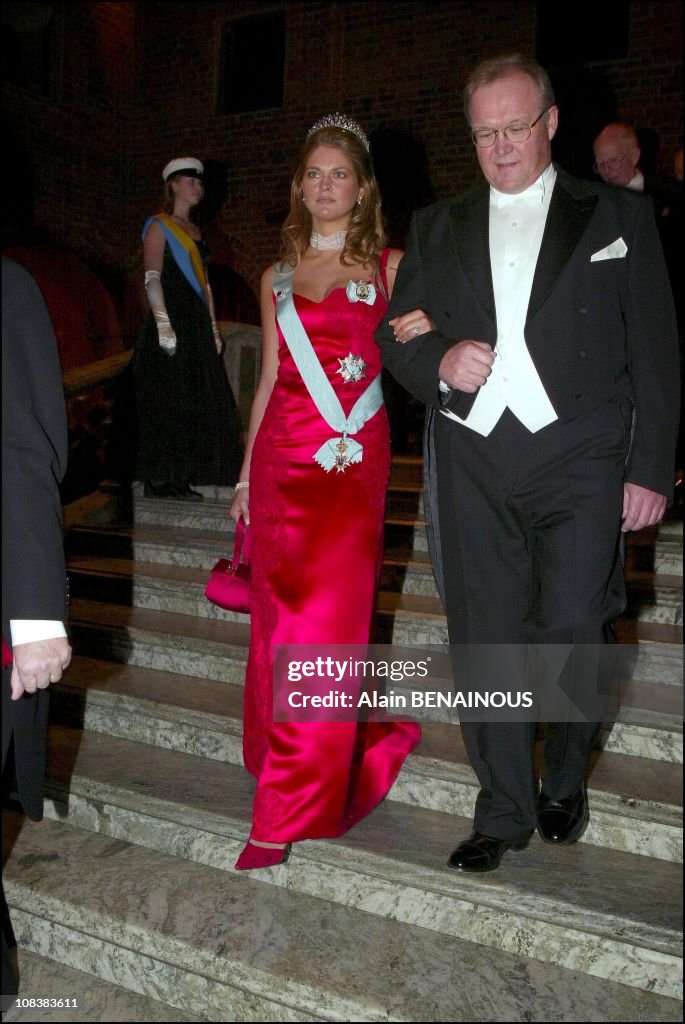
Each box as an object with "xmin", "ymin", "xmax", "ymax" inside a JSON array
[
  {"xmin": 280, "ymin": 126, "xmax": 386, "ymax": 275},
  {"xmin": 464, "ymin": 53, "xmax": 555, "ymax": 122}
]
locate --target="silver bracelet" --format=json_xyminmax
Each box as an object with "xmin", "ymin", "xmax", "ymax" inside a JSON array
[{"xmin": 234, "ymin": 481, "xmax": 249, "ymax": 490}]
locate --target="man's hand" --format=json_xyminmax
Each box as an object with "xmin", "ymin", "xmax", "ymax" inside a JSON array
[
  {"xmin": 10, "ymin": 637, "xmax": 72, "ymax": 700},
  {"xmin": 438, "ymin": 340, "xmax": 495, "ymax": 393},
  {"xmin": 622, "ymin": 482, "xmax": 667, "ymax": 533}
]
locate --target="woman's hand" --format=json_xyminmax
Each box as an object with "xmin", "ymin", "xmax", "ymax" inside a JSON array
[
  {"xmin": 389, "ymin": 309, "xmax": 436, "ymax": 343},
  {"xmin": 230, "ymin": 485, "xmax": 250, "ymax": 525}
]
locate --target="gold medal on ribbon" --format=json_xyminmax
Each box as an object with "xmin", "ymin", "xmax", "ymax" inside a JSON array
[{"xmin": 334, "ymin": 438, "xmax": 351, "ymax": 472}]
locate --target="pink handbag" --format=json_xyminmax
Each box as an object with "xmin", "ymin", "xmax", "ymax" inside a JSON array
[{"xmin": 204, "ymin": 520, "xmax": 251, "ymax": 612}]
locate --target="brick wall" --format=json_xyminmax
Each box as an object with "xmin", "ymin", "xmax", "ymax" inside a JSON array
[
  {"xmin": 2, "ymin": 1, "xmax": 136, "ymax": 291},
  {"xmin": 130, "ymin": 0, "xmax": 540, "ymax": 295},
  {"xmin": 3, "ymin": 1, "xmax": 682, "ymax": 304}
]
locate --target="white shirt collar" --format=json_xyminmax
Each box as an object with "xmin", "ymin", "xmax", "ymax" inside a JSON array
[
  {"xmin": 627, "ymin": 172, "xmax": 644, "ymax": 192},
  {"xmin": 490, "ymin": 163, "xmax": 556, "ymax": 208}
]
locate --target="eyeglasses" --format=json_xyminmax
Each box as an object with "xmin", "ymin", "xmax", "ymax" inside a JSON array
[
  {"xmin": 471, "ymin": 109, "xmax": 549, "ymax": 148},
  {"xmin": 592, "ymin": 152, "xmax": 630, "ymax": 175}
]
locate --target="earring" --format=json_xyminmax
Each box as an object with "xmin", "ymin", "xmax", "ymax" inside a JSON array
[{"xmin": 357, "ymin": 194, "xmax": 363, "ymax": 205}]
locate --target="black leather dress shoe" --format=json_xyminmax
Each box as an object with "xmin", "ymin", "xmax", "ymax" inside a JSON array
[
  {"xmin": 175, "ymin": 483, "xmax": 203, "ymax": 502},
  {"xmin": 447, "ymin": 831, "xmax": 530, "ymax": 873},
  {"xmin": 144, "ymin": 481, "xmax": 178, "ymax": 498},
  {"xmin": 537, "ymin": 787, "xmax": 588, "ymax": 845}
]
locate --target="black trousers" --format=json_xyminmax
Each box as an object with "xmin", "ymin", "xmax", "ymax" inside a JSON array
[
  {"xmin": 2, "ymin": 662, "xmax": 51, "ymax": 1003},
  {"xmin": 434, "ymin": 400, "xmax": 631, "ymax": 840}
]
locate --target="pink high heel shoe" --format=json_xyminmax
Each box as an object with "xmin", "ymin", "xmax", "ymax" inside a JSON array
[{"xmin": 234, "ymin": 840, "xmax": 291, "ymax": 871}]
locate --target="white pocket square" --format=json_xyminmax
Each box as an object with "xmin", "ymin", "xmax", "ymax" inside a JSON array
[{"xmin": 591, "ymin": 237, "xmax": 628, "ymax": 262}]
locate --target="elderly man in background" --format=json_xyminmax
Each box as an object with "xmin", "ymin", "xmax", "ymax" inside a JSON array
[
  {"xmin": 594, "ymin": 122, "xmax": 682, "ymax": 344},
  {"xmin": 592, "ymin": 122, "xmax": 643, "ymax": 189}
]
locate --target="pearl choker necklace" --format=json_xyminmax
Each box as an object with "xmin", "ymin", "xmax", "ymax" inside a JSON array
[{"xmin": 310, "ymin": 230, "xmax": 346, "ymax": 250}]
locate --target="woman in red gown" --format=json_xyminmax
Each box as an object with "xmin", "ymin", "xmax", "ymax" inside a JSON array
[{"xmin": 231, "ymin": 115, "xmax": 420, "ymax": 869}]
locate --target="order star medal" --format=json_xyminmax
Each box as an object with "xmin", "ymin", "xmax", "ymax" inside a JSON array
[
  {"xmin": 337, "ymin": 352, "xmax": 367, "ymax": 384},
  {"xmin": 334, "ymin": 437, "xmax": 351, "ymax": 472}
]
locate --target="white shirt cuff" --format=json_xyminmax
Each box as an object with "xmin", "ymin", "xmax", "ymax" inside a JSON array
[
  {"xmin": 439, "ymin": 380, "xmax": 451, "ymax": 393},
  {"xmin": 10, "ymin": 620, "xmax": 67, "ymax": 646}
]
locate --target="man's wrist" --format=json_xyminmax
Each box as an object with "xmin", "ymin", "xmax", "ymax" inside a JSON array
[{"xmin": 10, "ymin": 620, "xmax": 67, "ymax": 646}]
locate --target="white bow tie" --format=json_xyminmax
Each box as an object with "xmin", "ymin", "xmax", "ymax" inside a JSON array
[{"xmin": 490, "ymin": 184, "xmax": 545, "ymax": 209}]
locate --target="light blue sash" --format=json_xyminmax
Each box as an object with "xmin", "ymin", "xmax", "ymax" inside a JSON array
[{"xmin": 273, "ymin": 264, "xmax": 383, "ymax": 472}]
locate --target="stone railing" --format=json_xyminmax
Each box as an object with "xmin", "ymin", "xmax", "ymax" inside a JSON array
[
  {"xmin": 61, "ymin": 350, "xmax": 133, "ymax": 501},
  {"xmin": 62, "ymin": 350, "xmax": 133, "ymax": 397},
  {"xmin": 62, "ymin": 322, "xmax": 262, "ymax": 415},
  {"xmin": 219, "ymin": 320, "xmax": 262, "ymax": 427},
  {"xmin": 60, "ymin": 325, "xmax": 261, "ymax": 500}
]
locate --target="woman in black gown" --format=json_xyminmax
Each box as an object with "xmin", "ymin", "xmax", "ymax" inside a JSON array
[{"xmin": 135, "ymin": 156, "xmax": 242, "ymax": 498}]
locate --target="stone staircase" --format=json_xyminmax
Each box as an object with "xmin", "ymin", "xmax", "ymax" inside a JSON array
[{"xmin": 3, "ymin": 458, "xmax": 682, "ymax": 1022}]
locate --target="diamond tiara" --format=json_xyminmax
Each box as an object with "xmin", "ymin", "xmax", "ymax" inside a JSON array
[{"xmin": 307, "ymin": 113, "xmax": 370, "ymax": 151}]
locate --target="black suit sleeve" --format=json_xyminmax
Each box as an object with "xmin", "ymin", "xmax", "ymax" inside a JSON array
[
  {"xmin": 376, "ymin": 211, "xmax": 468, "ymax": 413},
  {"xmin": 2, "ymin": 258, "xmax": 69, "ymax": 635},
  {"xmin": 623, "ymin": 198, "xmax": 681, "ymax": 496}
]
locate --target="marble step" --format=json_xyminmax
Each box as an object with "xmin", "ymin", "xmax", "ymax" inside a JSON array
[
  {"xmin": 64, "ymin": 508, "xmax": 684, "ymax": 651},
  {"xmin": 380, "ymin": 558, "xmax": 685, "ymax": 618},
  {"xmin": 65, "ymin": 527, "xmax": 439, "ymax": 612},
  {"xmin": 384, "ymin": 521, "xmax": 684, "ymax": 576},
  {"xmin": 7, "ymin": 817, "xmax": 681, "ymax": 1023},
  {"xmin": 64, "ymin": 514, "xmax": 434, "ymax": 574},
  {"xmin": 73, "ymin": 487, "xmax": 430, "ymax": 537},
  {"xmin": 65, "ymin": 558, "xmax": 684, "ymax": 661},
  {"xmin": 66, "ymin": 525, "xmax": 683, "ymax": 638},
  {"xmin": 625, "ymin": 530, "xmax": 683, "ymax": 576},
  {"xmin": 66, "ymin": 600, "xmax": 682, "ymax": 765},
  {"xmin": 381, "ymin": 564, "xmax": 683, "ymax": 626},
  {"xmin": 51, "ymin": 658, "xmax": 683, "ymax": 860},
  {"xmin": 623, "ymin": 572, "xmax": 683, "ymax": 627},
  {"xmin": 128, "ymin": 480, "xmax": 429, "ymax": 518},
  {"xmin": 1, "ymin": 949, "xmax": 203, "ymax": 1023},
  {"xmin": 29, "ymin": 725, "xmax": 684, "ymax": 1000},
  {"xmin": 65, "ymin": 523, "xmax": 434, "ymax": 578},
  {"xmin": 62, "ymin": 526, "xmax": 470, "ymax": 608},
  {"xmin": 68, "ymin": 598, "xmax": 251, "ymax": 683},
  {"xmin": 68, "ymin": 495, "xmax": 683, "ymax": 575},
  {"xmin": 67, "ymin": 481, "xmax": 681, "ymax": 553},
  {"xmin": 64, "ymin": 488, "xmax": 681, "ymax": 596},
  {"xmin": 385, "ymin": 500, "xmax": 682, "ymax": 570},
  {"xmin": 375, "ymin": 591, "xmax": 684, "ymax": 644},
  {"xmin": 123, "ymin": 458, "xmax": 424, "ymax": 501}
]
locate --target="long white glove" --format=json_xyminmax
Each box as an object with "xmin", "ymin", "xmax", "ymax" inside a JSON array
[
  {"xmin": 145, "ymin": 270, "xmax": 176, "ymax": 355},
  {"xmin": 207, "ymin": 279, "xmax": 223, "ymax": 355}
]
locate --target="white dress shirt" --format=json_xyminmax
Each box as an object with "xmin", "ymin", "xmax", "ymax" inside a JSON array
[
  {"xmin": 442, "ymin": 163, "xmax": 559, "ymax": 436},
  {"xmin": 10, "ymin": 620, "xmax": 67, "ymax": 645}
]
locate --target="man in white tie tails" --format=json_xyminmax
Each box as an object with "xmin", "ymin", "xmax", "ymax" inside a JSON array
[{"xmin": 377, "ymin": 54, "xmax": 679, "ymax": 872}]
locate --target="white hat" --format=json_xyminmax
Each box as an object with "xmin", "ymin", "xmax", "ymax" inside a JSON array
[{"xmin": 162, "ymin": 157, "xmax": 204, "ymax": 182}]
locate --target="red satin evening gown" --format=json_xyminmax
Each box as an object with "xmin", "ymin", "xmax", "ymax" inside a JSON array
[{"xmin": 243, "ymin": 249, "xmax": 421, "ymax": 843}]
